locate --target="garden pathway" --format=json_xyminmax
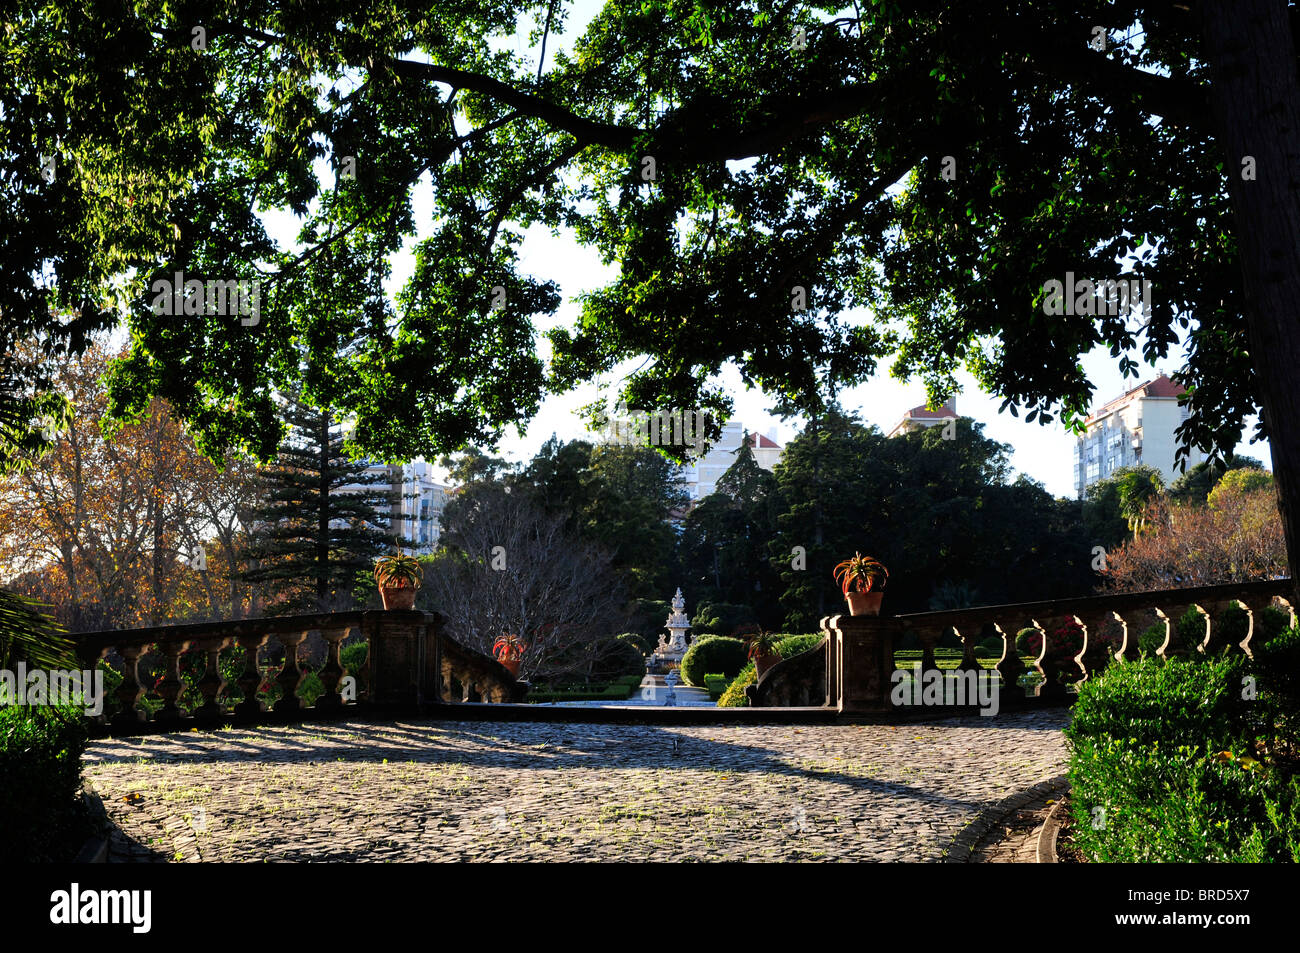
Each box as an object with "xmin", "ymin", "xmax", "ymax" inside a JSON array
[{"xmin": 83, "ymin": 710, "xmax": 1069, "ymax": 862}]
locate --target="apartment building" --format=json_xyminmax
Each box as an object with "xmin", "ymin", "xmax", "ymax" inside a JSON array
[
  {"xmin": 886, "ymin": 397, "xmax": 958, "ymax": 437},
  {"xmin": 353, "ymin": 458, "xmax": 451, "ymax": 554},
  {"xmin": 1073, "ymin": 374, "xmax": 1205, "ymax": 498},
  {"xmin": 679, "ymin": 421, "xmax": 783, "ymax": 501}
]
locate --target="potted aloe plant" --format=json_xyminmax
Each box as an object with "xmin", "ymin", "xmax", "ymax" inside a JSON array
[
  {"xmin": 373, "ymin": 551, "xmax": 422, "ymax": 610},
  {"xmin": 745, "ymin": 630, "xmax": 782, "ymax": 678},
  {"xmin": 492, "ymin": 633, "xmax": 528, "ymax": 677},
  {"xmin": 832, "ymin": 552, "xmax": 889, "ymax": 616}
]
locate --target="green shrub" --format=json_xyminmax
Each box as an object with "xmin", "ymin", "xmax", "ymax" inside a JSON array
[
  {"xmin": 1216, "ymin": 604, "xmax": 1251, "ymax": 651},
  {"xmin": 1253, "ymin": 626, "xmax": 1300, "ymax": 751},
  {"xmin": 1068, "ymin": 741, "xmax": 1300, "ymax": 862},
  {"xmin": 704, "ymin": 673, "xmax": 730, "ymax": 701},
  {"xmin": 717, "ymin": 662, "xmax": 756, "ymax": 707},
  {"xmin": 0, "ymin": 705, "xmax": 90, "ymax": 861},
  {"xmin": 1138, "ymin": 623, "xmax": 1166, "ymax": 656},
  {"xmin": 526, "ymin": 683, "xmax": 637, "ymax": 703},
  {"xmin": 1068, "ymin": 654, "xmax": 1253, "ymax": 754},
  {"xmin": 1015, "ymin": 627, "xmax": 1039, "ymax": 655},
  {"xmin": 1065, "ymin": 649, "xmax": 1300, "ymax": 861},
  {"xmin": 680, "ymin": 636, "xmax": 747, "ymax": 687},
  {"xmin": 1255, "ymin": 606, "xmax": 1292, "ymax": 643},
  {"xmin": 775, "ymin": 634, "xmax": 823, "ymax": 658},
  {"xmin": 340, "ymin": 641, "xmax": 369, "ymax": 674},
  {"xmin": 1172, "ymin": 607, "xmax": 1210, "ymax": 656}
]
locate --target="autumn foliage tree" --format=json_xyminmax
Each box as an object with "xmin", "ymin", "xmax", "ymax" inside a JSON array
[
  {"xmin": 1102, "ymin": 474, "xmax": 1286, "ymax": 593},
  {"xmin": 0, "ymin": 344, "xmax": 259, "ymax": 631}
]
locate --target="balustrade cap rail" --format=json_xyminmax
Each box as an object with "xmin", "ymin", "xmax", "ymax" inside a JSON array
[
  {"xmin": 75, "ymin": 609, "xmax": 444, "ymax": 654},
  {"xmin": 884, "ymin": 578, "xmax": 1294, "ymax": 629}
]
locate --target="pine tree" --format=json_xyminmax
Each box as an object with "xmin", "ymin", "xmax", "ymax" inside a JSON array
[{"xmin": 243, "ymin": 398, "xmax": 403, "ymax": 614}]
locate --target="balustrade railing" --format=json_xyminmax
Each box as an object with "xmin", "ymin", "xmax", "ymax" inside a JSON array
[
  {"xmin": 71, "ymin": 580, "xmax": 1296, "ymax": 731},
  {"xmin": 75, "ymin": 609, "xmax": 525, "ymax": 733},
  {"xmin": 757, "ymin": 579, "xmax": 1296, "ymax": 713}
]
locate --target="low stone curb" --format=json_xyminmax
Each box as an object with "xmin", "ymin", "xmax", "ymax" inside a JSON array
[
  {"xmin": 941, "ymin": 774, "xmax": 1068, "ymax": 863},
  {"xmin": 73, "ymin": 781, "xmax": 110, "ymax": 864},
  {"xmin": 1036, "ymin": 793, "xmax": 1070, "ymax": 864}
]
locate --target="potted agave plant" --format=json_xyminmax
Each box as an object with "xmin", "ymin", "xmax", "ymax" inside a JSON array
[
  {"xmin": 832, "ymin": 552, "xmax": 889, "ymax": 616},
  {"xmin": 746, "ymin": 630, "xmax": 783, "ymax": 679},
  {"xmin": 492, "ymin": 633, "xmax": 528, "ymax": 677},
  {"xmin": 373, "ymin": 552, "xmax": 422, "ymax": 610}
]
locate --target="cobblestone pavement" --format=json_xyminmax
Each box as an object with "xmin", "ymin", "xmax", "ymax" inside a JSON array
[
  {"xmin": 970, "ymin": 793, "xmax": 1061, "ymax": 862},
  {"xmin": 83, "ymin": 710, "xmax": 1069, "ymax": 862}
]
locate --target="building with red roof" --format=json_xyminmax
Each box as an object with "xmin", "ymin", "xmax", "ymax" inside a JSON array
[{"xmin": 1074, "ymin": 374, "xmax": 1205, "ymax": 498}]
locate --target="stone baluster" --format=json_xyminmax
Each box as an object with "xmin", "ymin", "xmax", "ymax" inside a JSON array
[
  {"xmin": 273, "ymin": 630, "xmax": 307, "ymax": 713},
  {"xmin": 1238, "ymin": 595, "xmax": 1279, "ymax": 657},
  {"xmin": 1073, "ymin": 610, "xmax": 1123, "ymax": 682},
  {"xmin": 993, "ymin": 622, "xmax": 1027, "ymax": 705},
  {"xmin": 315, "ymin": 624, "xmax": 352, "ymax": 711},
  {"xmin": 234, "ymin": 631, "xmax": 268, "ymax": 718},
  {"xmin": 1277, "ymin": 597, "xmax": 1298, "ymax": 629},
  {"xmin": 1029, "ymin": 617, "xmax": 1073, "ymax": 701},
  {"xmin": 1202, "ymin": 599, "xmax": 1243, "ymax": 657},
  {"xmin": 154, "ymin": 640, "xmax": 190, "ymax": 726},
  {"xmin": 110, "ymin": 643, "xmax": 147, "ymax": 728},
  {"xmin": 955, "ymin": 624, "xmax": 982, "ymax": 674},
  {"xmin": 1155, "ymin": 603, "xmax": 1206, "ymax": 658},
  {"xmin": 913, "ymin": 624, "xmax": 946, "ymax": 676},
  {"xmin": 192, "ymin": 635, "xmax": 228, "ymax": 725},
  {"xmin": 1112, "ymin": 610, "xmax": 1141, "ymax": 662}
]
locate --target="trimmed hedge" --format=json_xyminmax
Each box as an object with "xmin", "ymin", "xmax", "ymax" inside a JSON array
[
  {"xmin": 774, "ymin": 634, "xmax": 823, "ymax": 658},
  {"xmin": 0, "ymin": 704, "xmax": 90, "ymax": 861},
  {"xmin": 680, "ymin": 636, "xmax": 747, "ymax": 687},
  {"xmin": 714, "ymin": 634, "xmax": 823, "ymax": 706},
  {"xmin": 717, "ymin": 661, "xmax": 756, "ymax": 707},
  {"xmin": 704, "ymin": 673, "xmax": 730, "ymax": 701},
  {"xmin": 1065, "ymin": 631, "xmax": 1300, "ymax": 862},
  {"xmin": 525, "ymin": 674, "xmax": 645, "ymax": 704}
]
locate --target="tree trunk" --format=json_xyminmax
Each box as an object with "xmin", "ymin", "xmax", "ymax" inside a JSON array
[{"xmin": 1197, "ymin": 0, "xmax": 1300, "ymax": 605}]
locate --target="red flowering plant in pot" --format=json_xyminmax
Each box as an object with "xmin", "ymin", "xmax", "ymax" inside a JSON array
[
  {"xmin": 832, "ymin": 553, "xmax": 889, "ymax": 616},
  {"xmin": 492, "ymin": 633, "xmax": 528, "ymax": 677},
  {"xmin": 373, "ymin": 552, "xmax": 422, "ymax": 610}
]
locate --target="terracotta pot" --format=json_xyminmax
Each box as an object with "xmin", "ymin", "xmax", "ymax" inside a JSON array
[
  {"xmin": 754, "ymin": 651, "xmax": 780, "ymax": 679},
  {"xmin": 499, "ymin": 658, "xmax": 521, "ymax": 678},
  {"xmin": 845, "ymin": 590, "xmax": 884, "ymax": 616},
  {"xmin": 380, "ymin": 585, "xmax": 417, "ymax": 610}
]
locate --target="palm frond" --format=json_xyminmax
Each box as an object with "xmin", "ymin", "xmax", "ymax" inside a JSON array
[{"xmin": 0, "ymin": 589, "xmax": 77, "ymax": 671}]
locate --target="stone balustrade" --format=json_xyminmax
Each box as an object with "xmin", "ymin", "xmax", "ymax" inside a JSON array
[
  {"xmin": 756, "ymin": 579, "xmax": 1296, "ymax": 713},
  {"xmin": 71, "ymin": 580, "xmax": 1296, "ymax": 731},
  {"xmin": 76, "ymin": 609, "xmax": 525, "ymax": 734}
]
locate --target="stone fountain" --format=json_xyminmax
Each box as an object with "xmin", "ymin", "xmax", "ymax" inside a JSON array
[{"xmin": 649, "ymin": 588, "xmax": 692, "ymax": 673}]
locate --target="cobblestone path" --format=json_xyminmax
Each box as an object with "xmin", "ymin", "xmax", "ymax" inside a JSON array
[{"xmin": 83, "ymin": 711, "xmax": 1069, "ymax": 862}]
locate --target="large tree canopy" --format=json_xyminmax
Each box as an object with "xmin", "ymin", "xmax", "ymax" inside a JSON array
[{"xmin": 4, "ymin": 1, "xmax": 1299, "ymax": 581}]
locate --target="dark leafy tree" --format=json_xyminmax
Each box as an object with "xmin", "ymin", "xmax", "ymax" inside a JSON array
[
  {"xmin": 679, "ymin": 433, "xmax": 782, "ymax": 623},
  {"xmin": 243, "ymin": 399, "xmax": 399, "ymax": 613},
  {"xmin": 1084, "ymin": 464, "xmax": 1165, "ymax": 549},
  {"xmin": 771, "ymin": 410, "xmax": 1094, "ymax": 628},
  {"xmin": 1167, "ymin": 455, "xmax": 1267, "ymax": 506},
  {"xmin": 6, "ymin": 1, "xmax": 1300, "ymax": 597}
]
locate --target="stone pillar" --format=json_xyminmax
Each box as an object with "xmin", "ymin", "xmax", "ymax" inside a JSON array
[
  {"xmin": 365, "ymin": 610, "xmax": 429, "ymax": 709},
  {"xmin": 826, "ymin": 614, "xmax": 895, "ymax": 714}
]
